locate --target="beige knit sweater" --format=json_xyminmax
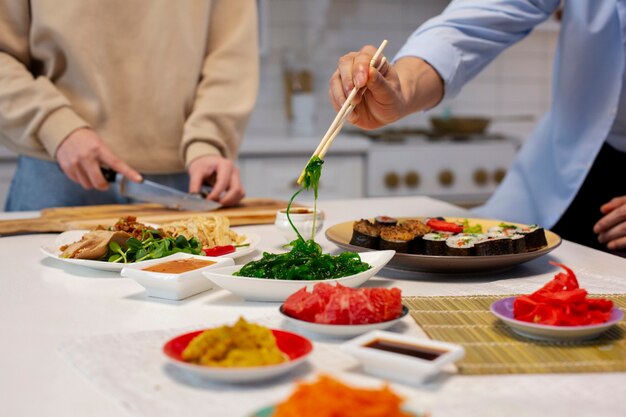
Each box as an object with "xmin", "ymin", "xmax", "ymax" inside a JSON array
[{"xmin": 0, "ymin": 0, "xmax": 259, "ymax": 173}]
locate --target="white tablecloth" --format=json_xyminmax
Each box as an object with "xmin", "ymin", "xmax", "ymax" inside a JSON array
[{"xmin": 1, "ymin": 197, "xmax": 625, "ymax": 417}]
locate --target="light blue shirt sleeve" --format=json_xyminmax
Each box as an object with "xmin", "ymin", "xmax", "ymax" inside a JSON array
[
  {"xmin": 393, "ymin": 1, "xmax": 625, "ymax": 229},
  {"xmin": 395, "ymin": 0, "xmax": 561, "ymax": 98}
]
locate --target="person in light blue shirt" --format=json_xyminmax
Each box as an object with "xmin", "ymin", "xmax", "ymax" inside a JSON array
[{"xmin": 329, "ymin": 0, "xmax": 626, "ymax": 253}]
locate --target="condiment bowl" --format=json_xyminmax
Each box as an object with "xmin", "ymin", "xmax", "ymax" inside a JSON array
[
  {"xmin": 162, "ymin": 328, "xmax": 313, "ymax": 382},
  {"xmin": 491, "ymin": 297, "xmax": 624, "ymax": 342},
  {"xmin": 341, "ymin": 330, "xmax": 465, "ymax": 384},
  {"xmin": 274, "ymin": 208, "xmax": 324, "ymax": 242},
  {"xmin": 121, "ymin": 253, "xmax": 234, "ymax": 300},
  {"xmin": 203, "ymin": 250, "xmax": 395, "ymax": 302}
]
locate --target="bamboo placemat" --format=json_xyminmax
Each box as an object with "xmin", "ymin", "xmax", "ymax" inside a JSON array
[{"xmin": 403, "ymin": 294, "xmax": 626, "ymax": 375}]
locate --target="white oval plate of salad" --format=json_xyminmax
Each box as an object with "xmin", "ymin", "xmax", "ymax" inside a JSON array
[{"xmin": 40, "ymin": 230, "xmax": 260, "ymax": 272}]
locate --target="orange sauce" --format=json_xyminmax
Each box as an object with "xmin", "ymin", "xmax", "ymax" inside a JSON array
[{"xmin": 142, "ymin": 258, "xmax": 215, "ymax": 274}]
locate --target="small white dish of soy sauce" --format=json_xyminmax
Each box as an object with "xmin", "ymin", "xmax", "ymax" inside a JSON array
[{"xmin": 341, "ymin": 330, "xmax": 465, "ymax": 384}]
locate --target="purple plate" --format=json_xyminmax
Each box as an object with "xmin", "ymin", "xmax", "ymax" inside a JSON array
[{"xmin": 490, "ymin": 296, "xmax": 624, "ymax": 342}]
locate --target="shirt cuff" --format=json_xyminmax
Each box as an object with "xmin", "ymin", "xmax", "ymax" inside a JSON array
[
  {"xmin": 394, "ymin": 33, "xmax": 465, "ymax": 99},
  {"xmin": 183, "ymin": 140, "xmax": 223, "ymax": 167},
  {"xmin": 38, "ymin": 107, "xmax": 90, "ymax": 157}
]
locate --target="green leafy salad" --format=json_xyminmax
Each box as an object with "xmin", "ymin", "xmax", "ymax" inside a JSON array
[
  {"xmin": 233, "ymin": 156, "xmax": 371, "ymax": 280},
  {"xmin": 108, "ymin": 229, "xmax": 202, "ymax": 263}
]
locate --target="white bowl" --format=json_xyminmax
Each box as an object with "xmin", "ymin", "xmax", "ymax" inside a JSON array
[
  {"xmin": 121, "ymin": 253, "xmax": 234, "ymax": 300},
  {"xmin": 279, "ymin": 305, "xmax": 409, "ymax": 338},
  {"xmin": 341, "ymin": 330, "xmax": 465, "ymax": 384},
  {"xmin": 274, "ymin": 208, "xmax": 324, "ymax": 242},
  {"xmin": 203, "ymin": 250, "xmax": 395, "ymax": 302}
]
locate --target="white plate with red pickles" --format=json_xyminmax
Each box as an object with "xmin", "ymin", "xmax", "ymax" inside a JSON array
[{"xmin": 326, "ymin": 216, "xmax": 561, "ymax": 273}]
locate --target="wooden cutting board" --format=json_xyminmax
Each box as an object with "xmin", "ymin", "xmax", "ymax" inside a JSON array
[{"xmin": 0, "ymin": 198, "xmax": 304, "ymax": 235}]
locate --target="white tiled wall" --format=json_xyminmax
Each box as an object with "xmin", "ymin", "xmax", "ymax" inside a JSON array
[{"xmin": 248, "ymin": 0, "xmax": 559, "ymax": 142}]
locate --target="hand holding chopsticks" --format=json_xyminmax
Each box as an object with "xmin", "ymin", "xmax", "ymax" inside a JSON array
[{"xmin": 297, "ymin": 40, "xmax": 389, "ymax": 185}]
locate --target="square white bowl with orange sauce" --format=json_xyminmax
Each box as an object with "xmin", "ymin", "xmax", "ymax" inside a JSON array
[{"xmin": 121, "ymin": 253, "xmax": 234, "ymax": 300}]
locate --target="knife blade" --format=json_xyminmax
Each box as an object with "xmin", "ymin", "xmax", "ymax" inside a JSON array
[{"xmin": 102, "ymin": 168, "xmax": 221, "ymax": 211}]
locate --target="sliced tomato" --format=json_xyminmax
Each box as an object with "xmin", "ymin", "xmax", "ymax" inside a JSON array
[{"xmin": 426, "ymin": 219, "xmax": 463, "ymax": 233}]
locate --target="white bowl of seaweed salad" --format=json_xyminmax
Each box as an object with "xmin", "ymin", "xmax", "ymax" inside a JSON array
[{"xmin": 203, "ymin": 248, "xmax": 395, "ymax": 302}]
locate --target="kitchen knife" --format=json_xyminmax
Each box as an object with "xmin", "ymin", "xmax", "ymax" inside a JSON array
[{"xmin": 101, "ymin": 168, "xmax": 221, "ymax": 211}]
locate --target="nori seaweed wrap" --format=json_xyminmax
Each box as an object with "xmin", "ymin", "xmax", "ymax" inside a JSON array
[
  {"xmin": 350, "ymin": 219, "xmax": 381, "ymax": 249},
  {"xmin": 509, "ymin": 234, "xmax": 527, "ymax": 253},
  {"xmin": 422, "ymin": 232, "xmax": 449, "ymax": 256},
  {"xmin": 475, "ymin": 237, "xmax": 512, "ymax": 256},
  {"xmin": 379, "ymin": 226, "xmax": 414, "ymax": 253},
  {"xmin": 446, "ymin": 235, "xmax": 479, "ymax": 256},
  {"xmin": 401, "ymin": 219, "xmax": 431, "ymax": 254},
  {"xmin": 519, "ymin": 225, "xmax": 548, "ymax": 251}
]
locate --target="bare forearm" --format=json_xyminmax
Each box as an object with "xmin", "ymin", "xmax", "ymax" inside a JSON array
[{"xmin": 395, "ymin": 57, "xmax": 444, "ymax": 116}]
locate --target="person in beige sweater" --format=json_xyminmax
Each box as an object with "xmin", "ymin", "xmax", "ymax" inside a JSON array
[{"xmin": 0, "ymin": 0, "xmax": 259, "ymax": 210}]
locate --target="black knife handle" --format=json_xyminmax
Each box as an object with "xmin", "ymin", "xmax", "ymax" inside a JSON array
[{"xmin": 101, "ymin": 167, "xmax": 117, "ymax": 183}]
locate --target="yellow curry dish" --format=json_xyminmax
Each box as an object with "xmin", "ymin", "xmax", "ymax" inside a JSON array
[{"xmin": 182, "ymin": 317, "xmax": 287, "ymax": 367}]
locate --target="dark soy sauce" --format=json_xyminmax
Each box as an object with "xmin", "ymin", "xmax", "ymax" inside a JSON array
[{"xmin": 364, "ymin": 339, "xmax": 448, "ymax": 361}]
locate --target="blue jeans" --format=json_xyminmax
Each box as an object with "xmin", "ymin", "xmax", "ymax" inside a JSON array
[{"xmin": 5, "ymin": 156, "xmax": 189, "ymax": 211}]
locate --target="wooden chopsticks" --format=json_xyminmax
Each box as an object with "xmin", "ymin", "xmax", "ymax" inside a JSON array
[{"xmin": 297, "ymin": 40, "xmax": 389, "ymax": 185}]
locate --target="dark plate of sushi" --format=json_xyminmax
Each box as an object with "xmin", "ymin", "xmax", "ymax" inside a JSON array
[{"xmin": 325, "ymin": 216, "xmax": 561, "ymax": 273}]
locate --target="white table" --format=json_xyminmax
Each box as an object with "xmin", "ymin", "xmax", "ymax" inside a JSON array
[{"xmin": 1, "ymin": 196, "xmax": 625, "ymax": 417}]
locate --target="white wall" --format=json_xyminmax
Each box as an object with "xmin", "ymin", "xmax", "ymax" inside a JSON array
[{"xmin": 248, "ymin": 0, "xmax": 559, "ymax": 141}]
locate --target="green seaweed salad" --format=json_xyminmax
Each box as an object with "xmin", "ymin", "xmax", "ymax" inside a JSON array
[{"xmin": 234, "ymin": 156, "xmax": 371, "ymax": 280}]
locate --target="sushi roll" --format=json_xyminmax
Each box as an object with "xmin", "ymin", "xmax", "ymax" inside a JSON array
[
  {"xmin": 379, "ymin": 226, "xmax": 414, "ymax": 253},
  {"xmin": 350, "ymin": 219, "xmax": 381, "ymax": 249},
  {"xmin": 422, "ymin": 232, "xmax": 450, "ymax": 255},
  {"xmin": 518, "ymin": 225, "xmax": 548, "ymax": 251},
  {"xmin": 446, "ymin": 235, "xmax": 480, "ymax": 256},
  {"xmin": 475, "ymin": 236, "xmax": 513, "ymax": 256},
  {"xmin": 509, "ymin": 234, "xmax": 527, "ymax": 253},
  {"xmin": 488, "ymin": 225, "xmax": 518, "ymax": 237},
  {"xmin": 375, "ymin": 215, "xmax": 398, "ymax": 227},
  {"xmin": 401, "ymin": 219, "xmax": 431, "ymax": 254}
]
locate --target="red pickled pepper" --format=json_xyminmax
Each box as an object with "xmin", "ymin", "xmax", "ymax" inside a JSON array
[
  {"xmin": 202, "ymin": 245, "xmax": 236, "ymax": 257},
  {"xmin": 426, "ymin": 219, "xmax": 463, "ymax": 233},
  {"xmin": 513, "ymin": 262, "xmax": 614, "ymax": 326}
]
